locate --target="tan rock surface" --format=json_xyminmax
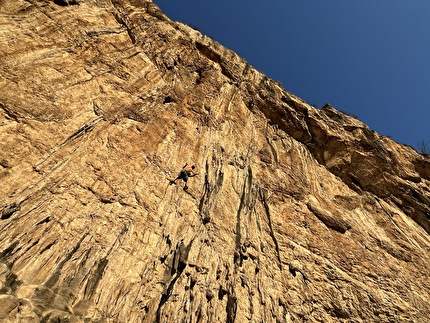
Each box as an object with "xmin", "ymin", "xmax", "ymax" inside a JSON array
[{"xmin": 1, "ymin": 0, "xmax": 429, "ymax": 322}]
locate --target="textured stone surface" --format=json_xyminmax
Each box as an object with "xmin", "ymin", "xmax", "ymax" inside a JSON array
[{"xmin": 1, "ymin": 0, "xmax": 430, "ymax": 322}]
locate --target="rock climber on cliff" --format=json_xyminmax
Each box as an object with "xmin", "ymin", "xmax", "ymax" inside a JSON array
[{"xmin": 169, "ymin": 163, "xmax": 198, "ymax": 190}]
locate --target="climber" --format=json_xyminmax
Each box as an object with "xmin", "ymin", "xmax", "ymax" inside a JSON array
[{"xmin": 170, "ymin": 163, "xmax": 198, "ymax": 190}]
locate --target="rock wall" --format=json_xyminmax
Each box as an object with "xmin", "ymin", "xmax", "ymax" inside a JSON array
[{"xmin": 1, "ymin": 0, "xmax": 429, "ymax": 322}]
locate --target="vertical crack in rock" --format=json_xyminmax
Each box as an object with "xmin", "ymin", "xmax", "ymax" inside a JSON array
[
  {"xmin": 73, "ymin": 226, "xmax": 129, "ymax": 316},
  {"xmin": 198, "ymin": 160, "xmax": 212, "ymax": 225},
  {"xmin": 156, "ymin": 239, "xmax": 193, "ymax": 323},
  {"xmin": 44, "ymin": 232, "xmax": 89, "ymax": 288},
  {"xmin": 259, "ymin": 188, "xmax": 282, "ymax": 270},
  {"xmin": 235, "ymin": 166, "xmax": 253, "ymax": 267},
  {"xmin": 111, "ymin": 0, "xmax": 137, "ymax": 45},
  {"xmin": 198, "ymin": 157, "xmax": 224, "ymax": 224},
  {"xmin": 83, "ymin": 257, "xmax": 109, "ymax": 300},
  {"xmin": 266, "ymin": 135, "xmax": 279, "ymax": 167},
  {"xmin": 20, "ymin": 238, "xmax": 40, "ymax": 258},
  {"xmin": 226, "ymin": 286, "xmax": 238, "ymax": 323}
]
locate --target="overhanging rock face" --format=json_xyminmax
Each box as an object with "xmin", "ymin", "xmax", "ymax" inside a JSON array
[{"xmin": 1, "ymin": 1, "xmax": 429, "ymax": 322}]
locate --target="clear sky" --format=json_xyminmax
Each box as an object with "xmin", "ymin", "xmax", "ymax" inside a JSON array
[{"xmin": 154, "ymin": 0, "xmax": 429, "ymax": 150}]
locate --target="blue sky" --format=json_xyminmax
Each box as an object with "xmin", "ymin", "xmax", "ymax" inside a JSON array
[{"xmin": 155, "ymin": 0, "xmax": 429, "ymax": 150}]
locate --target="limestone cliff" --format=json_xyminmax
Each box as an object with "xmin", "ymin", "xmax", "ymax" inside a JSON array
[{"xmin": 1, "ymin": 1, "xmax": 429, "ymax": 322}]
